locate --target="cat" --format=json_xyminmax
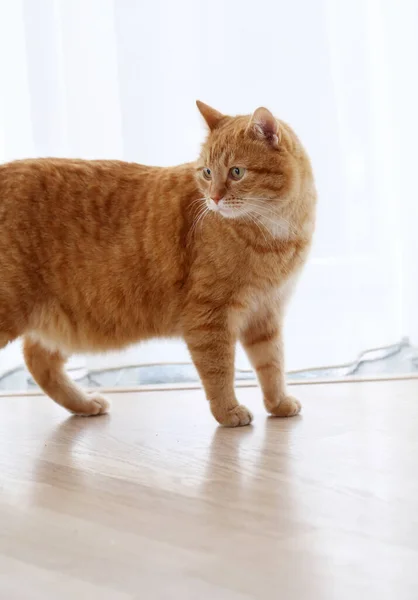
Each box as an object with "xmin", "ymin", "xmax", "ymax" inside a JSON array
[{"xmin": 0, "ymin": 101, "xmax": 316, "ymax": 426}]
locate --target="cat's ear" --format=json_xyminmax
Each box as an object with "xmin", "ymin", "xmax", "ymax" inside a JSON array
[
  {"xmin": 248, "ymin": 107, "xmax": 280, "ymax": 149},
  {"xmin": 196, "ymin": 100, "xmax": 225, "ymax": 131}
]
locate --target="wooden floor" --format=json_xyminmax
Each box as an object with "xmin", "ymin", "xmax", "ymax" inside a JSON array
[{"xmin": 1, "ymin": 380, "xmax": 418, "ymax": 599}]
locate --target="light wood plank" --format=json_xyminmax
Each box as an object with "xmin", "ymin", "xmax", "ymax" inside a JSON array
[{"xmin": 1, "ymin": 381, "xmax": 418, "ymax": 599}]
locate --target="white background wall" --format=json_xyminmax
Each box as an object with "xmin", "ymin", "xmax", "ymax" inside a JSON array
[{"xmin": 0, "ymin": 0, "xmax": 417, "ymax": 377}]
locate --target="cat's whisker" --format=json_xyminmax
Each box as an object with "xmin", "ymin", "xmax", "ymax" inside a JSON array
[
  {"xmin": 240, "ymin": 201, "xmax": 299, "ymax": 235},
  {"xmin": 198, "ymin": 208, "xmax": 212, "ymax": 234},
  {"xmin": 243, "ymin": 211, "xmax": 273, "ymax": 249},
  {"xmin": 190, "ymin": 205, "xmax": 210, "ymax": 237},
  {"xmin": 242, "ymin": 196, "xmax": 275, "ymax": 202},
  {"xmin": 245, "ymin": 210, "xmax": 277, "ymax": 248},
  {"xmin": 249, "ymin": 204, "xmax": 296, "ymax": 230},
  {"xmin": 189, "ymin": 197, "xmax": 207, "ymax": 208},
  {"xmin": 240, "ymin": 197, "xmax": 286, "ymax": 211},
  {"xmin": 207, "ymin": 195, "xmax": 298, "ymax": 237},
  {"xmin": 246, "ymin": 211, "xmax": 297, "ymax": 239},
  {"xmin": 200, "ymin": 207, "xmax": 212, "ymax": 230},
  {"xmin": 191, "ymin": 202, "xmax": 207, "ymax": 219},
  {"xmin": 251, "ymin": 206, "xmax": 296, "ymax": 230},
  {"xmin": 241, "ymin": 199, "xmax": 285, "ymax": 215},
  {"xmin": 253, "ymin": 212, "xmax": 297, "ymax": 237},
  {"xmin": 189, "ymin": 204, "xmax": 208, "ymax": 238}
]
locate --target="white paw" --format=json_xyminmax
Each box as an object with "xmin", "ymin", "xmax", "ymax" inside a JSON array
[
  {"xmin": 268, "ymin": 395, "xmax": 301, "ymax": 418},
  {"xmin": 74, "ymin": 392, "xmax": 111, "ymax": 417},
  {"xmin": 217, "ymin": 404, "xmax": 253, "ymax": 427}
]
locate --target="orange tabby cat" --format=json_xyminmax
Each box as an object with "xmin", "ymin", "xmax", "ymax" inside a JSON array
[{"xmin": 0, "ymin": 101, "xmax": 316, "ymax": 426}]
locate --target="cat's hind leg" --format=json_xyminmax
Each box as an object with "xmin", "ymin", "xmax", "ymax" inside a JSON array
[{"xmin": 23, "ymin": 336, "xmax": 110, "ymax": 416}]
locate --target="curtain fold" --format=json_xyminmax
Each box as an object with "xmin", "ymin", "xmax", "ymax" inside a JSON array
[{"xmin": 0, "ymin": 0, "xmax": 416, "ymax": 376}]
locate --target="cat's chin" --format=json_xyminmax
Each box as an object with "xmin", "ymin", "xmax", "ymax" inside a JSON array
[
  {"xmin": 211, "ymin": 206, "xmax": 241, "ymax": 219},
  {"xmin": 218, "ymin": 209, "xmax": 239, "ymax": 219}
]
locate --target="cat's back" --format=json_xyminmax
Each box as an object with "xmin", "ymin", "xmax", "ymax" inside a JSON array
[
  {"xmin": 0, "ymin": 157, "xmax": 158, "ymax": 256},
  {"xmin": 0, "ymin": 156, "xmax": 196, "ymax": 263},
  {"xmin": 0, "ymin": 157, "xmax": 152, "ymax": 212},
  {"xmin": 0, "ymin": 157, "xmax": 161, "ymax": 288}
]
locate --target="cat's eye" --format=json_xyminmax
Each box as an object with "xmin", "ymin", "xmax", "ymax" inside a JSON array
[
  {"xmin": 229, "ymin": 167, "xmax": 246, "ymax": 181},
  {"xmin": 202, "ymin": 167, "xmax": 212, "ymax": 180}
]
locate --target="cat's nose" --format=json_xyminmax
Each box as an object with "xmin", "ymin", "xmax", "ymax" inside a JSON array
[{"xmin": 211, "ymin": 194, "xmax": 223, "ymax": 205}]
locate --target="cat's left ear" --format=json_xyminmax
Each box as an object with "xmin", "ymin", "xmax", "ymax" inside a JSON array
[
  {"xmin": 248, "ymin": 107, "xmax": 280, "ymax": 149},
  {"xmin": 196, "ymin": 100, "xmax": 225, "ymax": 131}
]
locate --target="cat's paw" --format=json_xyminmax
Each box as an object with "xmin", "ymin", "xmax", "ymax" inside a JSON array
[
  {"xmin": 216, "ymin": 404, "xmax": 253, "ymax": 427},
  {"xmin": 268, "ymin": 395, "xmax": 301, "ymax": 418},
  {"xmin": 73, "ymin": 392, "xmax": 111, "ymax": 417}
]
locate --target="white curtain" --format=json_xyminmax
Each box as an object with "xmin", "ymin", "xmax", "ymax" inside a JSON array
[{"xmin": 0, "ymin": 0, "xmax": 417, "ymax": 377}]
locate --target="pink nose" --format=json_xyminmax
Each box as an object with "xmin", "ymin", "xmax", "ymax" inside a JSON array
[{"xmin": 211, "ymin": 194, "xmax": 222, "ymax": 205}]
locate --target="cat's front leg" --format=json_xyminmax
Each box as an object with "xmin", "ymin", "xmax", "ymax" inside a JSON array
[
  {"xmin": 241, "ymin": 312, "xmax": 301, "ymax": 418},
  {"xmin": 184, "ymin": 322, "xmax": 253, "ymax": 427}
]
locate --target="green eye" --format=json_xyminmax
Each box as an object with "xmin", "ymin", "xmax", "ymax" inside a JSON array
[
  {"xmin": 202, "ymin": 167, "xmax": 212, "ymax": 180},
  {"xmin": 229, "ymin": 166, "xmax": 246, "ymax": 180}
]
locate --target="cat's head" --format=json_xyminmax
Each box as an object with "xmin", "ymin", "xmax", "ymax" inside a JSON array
[{"xmin": 195, "ymin": 101, "xmax": 314, "ymax": 238}]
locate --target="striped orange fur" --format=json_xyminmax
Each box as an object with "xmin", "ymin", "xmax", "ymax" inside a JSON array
[{"xmin": 0, "ymin": 102, "xmax": 316, "ymax": 426}]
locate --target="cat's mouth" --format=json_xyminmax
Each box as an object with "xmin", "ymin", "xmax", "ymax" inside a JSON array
[
  {"xmin": 217, "ymin": 206, "xmax": 240, "ymax": 219},
  {"xmin": 207, "ymin": 198, "xmax": 244, "ymax": 219}
]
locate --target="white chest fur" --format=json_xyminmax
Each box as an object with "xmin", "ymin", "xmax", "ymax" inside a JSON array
[{"xmin": 233, "ymin": 273, "xmax": 299, "ymax": 334}]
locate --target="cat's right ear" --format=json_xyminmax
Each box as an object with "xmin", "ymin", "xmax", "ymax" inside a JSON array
[
  {"xmin": 248, "ymin": 107, "xmax": 280, "ymax": 149},
  {"xmin": 196, "ymin": 100, "xmax": 225, "ymax": 131}
]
